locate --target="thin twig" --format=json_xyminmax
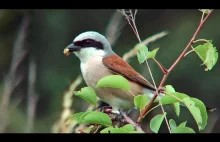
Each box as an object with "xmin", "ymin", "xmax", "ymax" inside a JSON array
[
  {"xmin": 25, "ymin": 58, "xmax": 38, "ymax": 133},
  {"xmin": 51, "ymin": 76, "xmax": 83, "ymax": 133},
  {"xmin": 105, "ymin": 10, "xmax": 125, "ymax": 46},
  {"xmin": 119, "ymin": 110, "xmax": 144, "ymax": 132}
]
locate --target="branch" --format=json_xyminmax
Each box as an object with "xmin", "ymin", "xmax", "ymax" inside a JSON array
[{"xmin": 138, "ymin": 9, "xmax": 214, "ymax": 123}]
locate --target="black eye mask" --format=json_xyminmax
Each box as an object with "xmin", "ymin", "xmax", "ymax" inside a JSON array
[{"xmin": 73, "ymin": 38, "xmax": 104, "ymax": 50}]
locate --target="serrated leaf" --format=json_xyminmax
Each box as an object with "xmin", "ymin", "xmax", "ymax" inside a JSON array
[
  {"xmin": 194, "ymin": 42, "xmax": 218, "ymax": 71},
  {"xmin": 146, "ymin": 48, "xmax": 159, "ymax": 59},
  {"xmin": 150, "ymin": 113, "xmax": 166, "ymax": 133},
  {"xmin": 137, "ymin": 45, "xmax": 148, "ymax": 64},
  {"xmin": 191, "ymin": 98, "xmax": 208, "ymax": 131},
  {"xmin": 161, "ymin": 92, "xmax": 190, "ymax": 105},
  {"xmin": 183, "ymin": 98, "xmax": 202, "ymax": 131},
  {"xmin": 169, "ymin": 119, "xmax": 177, "ymax": 131},
  {"xmin": 172, "ymin": 126, "xmax": 195, "ymax": 133},
  {"xmin": 178, "ymin": 121, "xmax": 187, "ymax": 127},
  {"xmin": 134, "ymin": 95, "xmax": 149, "ymax": 112},
  {"xmin": 79, "ymin": 111, "xmax": 112, "ymax": 126},
  {"xmin": 96, "ymin": 75, "xmax": 130, "ymax": 91},
  {"xmin": 121, "ymin": 124, "xmax": 135, "ymax": 132},
  {"xmin": 165, "ymin": 85, "xmax": 176, "ymax": 93},
  {"xmin": 203, "ymin": 45, "xmax": 218, "ymax": 71},
  {"xmin": 75, "ymin": 87, "xmax": 97, "ymax": 105}
]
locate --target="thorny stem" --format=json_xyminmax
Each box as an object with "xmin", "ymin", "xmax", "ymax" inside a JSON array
[{"xmin": 138, "ymin": 9, "xmax": 214, "ymax": 125}]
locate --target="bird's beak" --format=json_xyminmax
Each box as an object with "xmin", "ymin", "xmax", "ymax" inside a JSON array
[{"xmin": 63, "ymin": 43, "xmax": 81, "ymax": 56}]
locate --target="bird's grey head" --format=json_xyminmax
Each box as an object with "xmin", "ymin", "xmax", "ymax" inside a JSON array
[{"xmin": 65, "ymin": 31, "xmax": 114, "ymax": 62}]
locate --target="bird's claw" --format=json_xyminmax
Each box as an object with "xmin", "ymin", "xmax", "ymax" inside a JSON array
[{"xmin": 98, "ymin": 106, "xmax": 112, "ymax": 113}]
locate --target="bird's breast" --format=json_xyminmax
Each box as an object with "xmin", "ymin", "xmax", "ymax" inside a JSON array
[{"xmin": 80, "ymin": 56, "xmax": 111, "ymax": 87}]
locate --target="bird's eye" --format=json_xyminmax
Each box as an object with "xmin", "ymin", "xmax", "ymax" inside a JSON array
[{"xmin": 85, "ymin": 40, "xmax": 91, "ymax": 44}]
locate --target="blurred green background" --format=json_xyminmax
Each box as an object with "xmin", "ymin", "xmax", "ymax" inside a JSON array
[{"xmin": 0, "ymin": 9, "xmax": 219, "ymax": 133}]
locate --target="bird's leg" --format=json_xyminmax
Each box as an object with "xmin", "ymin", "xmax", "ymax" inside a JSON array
[{"xmin": 98, "ymin": 105, "xmax": 112, "ymax": 113}]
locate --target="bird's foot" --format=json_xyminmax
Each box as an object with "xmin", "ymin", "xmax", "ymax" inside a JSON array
[{"xmin": 98, "ymin": 106, "xmax": 112, "ymax": 113}]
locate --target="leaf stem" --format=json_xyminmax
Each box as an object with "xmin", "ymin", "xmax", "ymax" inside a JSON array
[
  {"xmin": 192, "ymin": 39, "xmax": 210, "ymax": 44},
  {"xmin": 153, "ymin": 58, "xmax": 168, "ymax": 74},
  {"xmin": 184, "ymin": 49, "xmax": 195, "ymax": 57}
]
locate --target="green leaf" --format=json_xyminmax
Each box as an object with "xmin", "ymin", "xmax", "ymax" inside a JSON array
[
  {"xmin": 165, "ymin": 85, "xmax": 180, "ymax": 116},
  {"xmin": 178, "ymin": 121, "xmax": 187, "ymax": 127},
  {"xmin": 191, "ymin": 98, "xmax": 208, "ymax": 131},
  {"xmin": 129, "ymin": 131, "xmax": 145, "ymax": 133},
  {"xmin": 121, "ymin": 124, "xmax": 135, "ymax": 132},
  {"xmin": 134, "ymin": 95, "xmax": 149, "ymax": 112},
  {"xmin": 172, "ymin": 126, "xmax": 195, "ymax": 133},
  {"xmin": 183, "ymin": 98, "xmax": 202, "ymax": 131},
  {"xmin": 101, "ymin": 125, "xmax": 142, "ymax": 133},
  {"xmin": 100, "ymin": 127, "xmax": 128, "ymax": 133},
  {"xmin": 100, "ymin": 127, "xmax": 123, "ymax": 133},
  {"xmin": 68, "ymin": 112, "xmax": 88, "ymax": 122},
  {"xmin": 203, "ymin": 45, "xmax": 218, "ymax": 71},
  {"xmin": 173, "ymin": 102, "xmax": 180, "ymax": 117},
  {"xmin": 137, "ymin": 45, "xmax": 148, "ymax": 64},
  {"xmin": 199, "ymin": 9, "xmax": 211, "ymax": 14},
  {"xmin": 79, "ymin": 111, "xmax": 112, "ymax": 126},
  {"xmin": 161, "ymin": 92, "xmax": 190, "ymax": 105},
  {"xmin": 146, "ymin": 48, "xmax": 159, "ymax": 59},
  {"xmin": 96, "ymin": 75, "xmax": 130, "ymax": 91},
  {"xmin": 75, "ymin": 87, "xmax": 97, "ymax": 105},
  {"xmin": 169, "ymin": 119, "xmax": 177, "ymax": 131},
  {"xmin": 165, "ymin": 85, "xmax": 176, "ymax": 93},
  {"xmin": 137, "ymin": 52, "xmax": 146, "ymax": 64},
  {"xmin": 194, "ymin": 42, "xmax": 218, "ymax": 71},
  {"xmin": 150, "ymin": 113, "xmax": 166, "ymax": 133}
]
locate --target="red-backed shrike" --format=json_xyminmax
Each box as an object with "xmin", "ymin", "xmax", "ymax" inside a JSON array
[{"xmin": 64, "ymin": 31, "xmax": 162, "ymax": 113}]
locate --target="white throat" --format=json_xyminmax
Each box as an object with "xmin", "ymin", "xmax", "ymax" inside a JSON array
[{"xmin": 74, "ymin": 48, "xmax": 106, "ymax": 63}]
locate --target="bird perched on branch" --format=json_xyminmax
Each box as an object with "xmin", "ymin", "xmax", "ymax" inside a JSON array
[{"xmin": 64, "ymin": 31, "xmax": 163, "ymax": 113}]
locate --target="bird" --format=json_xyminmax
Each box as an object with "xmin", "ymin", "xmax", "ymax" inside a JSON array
[{"xmin": 64, "ymin": 31, "xmax": 163, "ymax": 114}]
